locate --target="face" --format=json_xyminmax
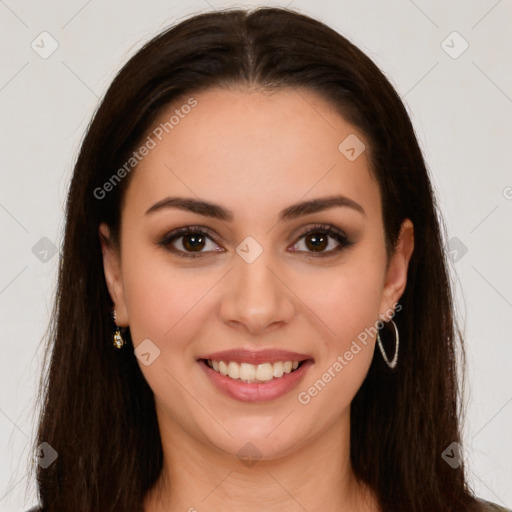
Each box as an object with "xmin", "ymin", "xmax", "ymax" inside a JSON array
[{"xmin": 100, "ymin": 87, "xmax": 414, "ymax": 462}]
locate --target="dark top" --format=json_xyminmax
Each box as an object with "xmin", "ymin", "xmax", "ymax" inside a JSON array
[
  {"xmin": 25, "ymin": 498, "xmax": 511, "ymax": 511},
  {"xmin": 480, "ymin": 501, "xmax": 512, "ymax": 512}
]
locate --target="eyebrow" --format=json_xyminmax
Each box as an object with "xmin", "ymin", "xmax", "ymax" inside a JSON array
[{"xmin": 145, "ymin": 194, "xmax": 366, "ymax": 221}]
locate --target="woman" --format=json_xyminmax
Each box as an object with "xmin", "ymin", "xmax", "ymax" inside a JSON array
[{"xmin": 27, "ymin": 6, "xmax": 510, "ymax": 512}]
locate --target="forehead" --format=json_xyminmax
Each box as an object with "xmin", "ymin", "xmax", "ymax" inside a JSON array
[{"xmin": 122, "ymin": 87, "xmax": 381, "ymax": 223}]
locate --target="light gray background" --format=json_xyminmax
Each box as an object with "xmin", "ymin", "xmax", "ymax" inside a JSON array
[{"xmin": 1, "ymin": 1, "xmax": 511, "ymax": 510}]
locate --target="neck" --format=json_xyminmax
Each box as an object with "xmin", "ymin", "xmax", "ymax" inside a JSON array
[{"xmin": 144, "ymin": 406, "xmax": 378, "ymax": 512}]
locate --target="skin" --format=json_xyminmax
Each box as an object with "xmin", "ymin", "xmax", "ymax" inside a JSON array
[{"xmin": 100, "ymin": 86, "xmax": 414, "ymax": 512}]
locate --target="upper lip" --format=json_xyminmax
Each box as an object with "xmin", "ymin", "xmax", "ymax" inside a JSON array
[{"xmin": 197, "ymin": 348, "xmax": 314, "ymax": 365}]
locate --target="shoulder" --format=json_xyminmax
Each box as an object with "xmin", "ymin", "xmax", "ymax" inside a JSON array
[{"xmin": 477, "ymin": 498, "xmax": 512, "ymax": 512}]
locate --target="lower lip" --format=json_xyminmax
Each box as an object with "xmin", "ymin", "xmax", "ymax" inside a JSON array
[{"xmin": 198, "ymin": 359, "xmax": 314, "ymax": 403}]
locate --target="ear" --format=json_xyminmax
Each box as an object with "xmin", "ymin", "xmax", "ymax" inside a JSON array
[
  {"xmin": 379, "ymin": 219, "xmax": 414, "ymax": 319},
  {"xmin": 99, "ymin": 223, "xmax": 129, "ymax": 326}
]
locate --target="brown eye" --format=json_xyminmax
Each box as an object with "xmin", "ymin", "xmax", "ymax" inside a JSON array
[
  {"xmin": 304, "ymin": 232, "xmax": 329, "ymax": 252},
  {"xmin": 158, "ymin": 223, "xmax": 353, "ymax": 259},
  {"xmin": 181, "ymin": 232, "xmax": 207, "ymax": 252},
  {"xmin": 158, "ymin": 227, "xmax": 222, "ymax": 258},
  {"xmin": 291, "ymin": 224, "xmax": 353, "ymax": 257}
]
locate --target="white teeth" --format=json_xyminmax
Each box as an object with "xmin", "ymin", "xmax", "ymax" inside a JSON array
[
  {"xmin": 228, "ymin": 361, "xmax": 240, "ymax": 380},
  {"xmin": 240, "ymin": 362, "xmax": 256, "ymax": 381},
  {"xmin": 273, "ymin": 361, "xmax": 284, "ymax": 378},
  {"xmin": 218, "ymin": 361, "xmax": 229, "ymax": 376},
  {"xmin": 255, "ymin": 363, "xmax": 274, "ymax": 382},
  {"xmin": 206, "ymin": 359, "xmax": 303, "ymax": 383}
]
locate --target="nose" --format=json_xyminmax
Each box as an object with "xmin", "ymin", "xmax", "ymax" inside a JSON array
[{"xmin": 218, "ymin": 246, "xmax": 295, "ymax": 335}]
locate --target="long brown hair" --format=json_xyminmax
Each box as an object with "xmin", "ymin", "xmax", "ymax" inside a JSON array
[{"xmin": 32, "ymin": 7, "xmax": 484, "ymax": 511}]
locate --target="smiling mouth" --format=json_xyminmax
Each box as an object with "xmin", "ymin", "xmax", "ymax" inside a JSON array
[{"xmin": 200, "ymin": 358, "xmax": 307, "ymax": 383}]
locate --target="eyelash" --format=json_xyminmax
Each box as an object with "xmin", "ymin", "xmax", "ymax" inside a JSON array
[{"xmin": 157, "ymin": 223, "xmax": 353, "ymax": 259}]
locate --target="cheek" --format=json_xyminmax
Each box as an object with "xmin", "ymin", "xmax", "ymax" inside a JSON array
[
  {"xmin": 295, "ymin": 252, "xmax": 385, "ymax": 393},
  {"xmin": 294, "ymin": 269, "xmax": 383, "ymax": 413},
  {"xmin": 304, "ymin": 257, "xmax": 385, "ymax": 344},
  {"xmin": 120, "ymin": 242, "xmax": 204, "ymax": 346}
]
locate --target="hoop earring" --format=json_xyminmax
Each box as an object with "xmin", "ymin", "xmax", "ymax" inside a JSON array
[
  {"xmin": 377, "ymin": 319, "xmax": 399, "ymax": 369},
  {"xmin": 112, "ymin": 310, "xmax": 125, "ymax": 349}
]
